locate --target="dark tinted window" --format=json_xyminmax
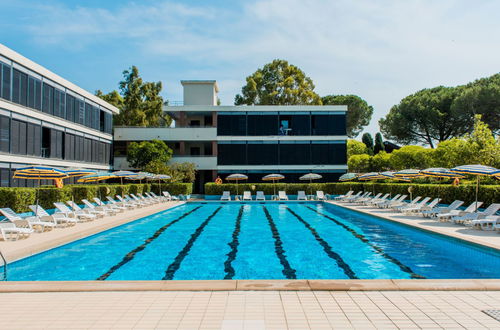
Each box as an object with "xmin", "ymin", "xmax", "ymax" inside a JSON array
[
  {"xmin": 279, "ymin": 142, "xmax": 310, "ymax": 165},
  {"xmin": 247, "ymin": 114, "xmax": 278, "ymax": 135},
  {"xmin": 27, "ymin": 76, "xmax": 42, "ymax": 110},
  {"xmin": 66, "ymin": 94, "xmax": 74, "ymax": 122},
  {"xmin": 217, "ymin": 143, "xmax": 246, "ymax": 165},
  {"xmin": 85, "ymin": 103, "xmax": 92, "ymax": 127},
  {"xmin": 42, "ymin": 83, "xmax": 54, "ymax": 114},
  {"xmin": 0, "ymin": 168, "xmax": 9, "ymax": 187},
  {"xmin": 0, "ymin": 115, "xmax": 10, "ymax": 152},
  {"xmin": 279, "ymin": 114, "xmax": 311, "ymax": 135},
  {"xmin": 1, "ymin": 64, "xmax": 11, "ymax": 101},
  {"xmin": 247, "ymin": 142, "xmax": 278, "ymax": 165},
  {"xmin": 217, "ymin": 114, "xmax": 246, "ymax": 135},
  {"xmin": 53, "ymin": 88, "xmax": 66, "ymax": 118},
  {"xmin": 311, "ymin": 114, "xmax": 346, "ymax": 135}
]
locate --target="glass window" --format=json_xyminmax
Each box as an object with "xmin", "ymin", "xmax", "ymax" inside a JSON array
[
  {"xmin": 279, "ymin": 114, "xmax": 311, "ymax": 136},
  {"xmin": 330, "ymin": 142, "xmax": 347, "ymax": 164},
  {"xmin": 1, "ymin": 64, "xmax": 11, "ymax": 101},
  {"xmin": 34, "ymin": 79, "xmax": 42, "ymax": 110},
  {"xmin": 0, "ymin": 115, "xmax": 9, "ymax": 153},
  {"xmin": 247, "ymin": 142, "xmax": 278, "ymax": 165},
  {"xmin": 76, "ymin": 99, "xmax": 85, "ymax": 125},
  {"xmin": 99, "ymin": 110, "xmax": 105, "ymax": 132},
  {"xmin": 53, "ymin": 88, "xmax": 65, "ymax": 118},
  {"xmin": 66, "ymin": 94, "xmax": 74, "ymax": 122},
  {"xmin": 311, "ymin": 114, "xmax": 346, "ymax": 135},
  {"xmin": 217, "ymin": 143, "xmax": 246, "ymax": 165},
  {"xmin": 279, "ymin": 142, "xmax": 310, "ymax": 165},
  {"xmin": 217, "ymin": 114, "xmax": 246, "ymax": 135},
  {"xmin": 247, "ymin": 114, "xmax": 278, "ymax": 135},
  {"xmin": 85, "ymin": 103, "xmax": 92, "ymax": 127},
  {"xmin": 0, "ymin": 168, "xmax": 9, "ymax": 187},
  {"xmin": 42, "ymin": 83, "xmax": 54, "ymax": 114}
]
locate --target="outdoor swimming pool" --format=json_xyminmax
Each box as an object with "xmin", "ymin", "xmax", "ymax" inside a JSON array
[{"xmin": 7, "ymin": 202, "xmax": 500, "ymax": 281}]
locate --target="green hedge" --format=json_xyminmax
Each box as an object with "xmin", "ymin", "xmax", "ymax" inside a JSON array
[
  {"xmin": 204, "ymin": 182, "xmax": 500, "ymax": 205},
  {"xmin": 0, "ymin": 183, "xmax": 191, "ymax": 213}
]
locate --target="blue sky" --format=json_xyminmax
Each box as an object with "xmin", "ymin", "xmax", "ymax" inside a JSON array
[{"xmin": 1, "ymin": 0, "xmax": 499, "ymax": 136}]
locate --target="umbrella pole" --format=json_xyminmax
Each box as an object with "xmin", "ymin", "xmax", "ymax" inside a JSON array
[{"xmin": 475, "ymin": 176, "xmax": 479, "ymax": 212}]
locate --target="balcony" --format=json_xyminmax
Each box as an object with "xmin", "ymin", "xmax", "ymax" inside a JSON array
[{"xmin": 114, "ymin": 127, "xmax": 216, "ymax": 141}]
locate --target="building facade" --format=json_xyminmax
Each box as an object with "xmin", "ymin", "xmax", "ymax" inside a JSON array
[
  {"xmin": 0, "ymin": 44, "xmax": 119, "ymax": 187},
  {"xmin": 114, "ymin": 81, "xmax": 348, "ymax": 192}
]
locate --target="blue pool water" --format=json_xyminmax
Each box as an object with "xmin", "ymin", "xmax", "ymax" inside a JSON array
[{"xmin": 7, "ymin": 202, "xmax": 500, "ymax": 280}]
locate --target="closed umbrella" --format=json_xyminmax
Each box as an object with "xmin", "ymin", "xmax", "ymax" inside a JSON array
[
  {"xmin": 299, "ymin": 173, "xmax": 322, "ymax": 195},
  {"xmin": 262, "ymin": 173, "xmax": 285, "ymax": 196},
  {"xmin": 450, "ymin": 165, "xmax": 500, "ymax": 211},
  {"xmin": 226, "ymin": 174, "xmax": 248, "ymax": 196},
  {"xmin": 13, "ymin": 166, "xmax": 69, "ymax": 208}
]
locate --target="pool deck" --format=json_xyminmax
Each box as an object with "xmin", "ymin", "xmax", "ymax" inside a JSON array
[
  {"xmin": 0, "ymin": 290, "xmax": 499, "ymax": 329},
  {"xmin": 327, "ymin": 201, "xmax": 500, "ymax": 251},
  {"xmin": 0, "ymin": 201, "xmax": 184, "ymax": 263}
]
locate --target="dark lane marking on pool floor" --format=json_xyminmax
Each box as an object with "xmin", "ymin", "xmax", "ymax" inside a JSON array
[
  {"xmin": 223, "ymin": 205, "xmax": 244, "ymax": 280},
  {"xmin": 97, "ymin": 205, "xmax": 203, "ymax": 280},
  {"xmin": 286, "ymin": 207, "xmax": 358, "ymax": 279},
  {"xmin": 306, "ymin": 206, "xmax": 425, "ymax": 279},
  {"xmin": 163, "ymin": 206, "xmax": 223, "ymax": 280},
  {"xmin": 262, "ymin": 206, "xmax": 297, "ymax": 279}
]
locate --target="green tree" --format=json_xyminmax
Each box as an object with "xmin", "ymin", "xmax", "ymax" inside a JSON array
[
  {"xmin": 389, "ymin": 145, "xmax": 435, "ymax": 170},
  {"xmin": 348, "ymin": 154, "xmax": 371, "ymax": 172},
  {"xmin": 96, "ymin": 66, "xmax": 171, "ymax": 127},
  {"xmin": 234, "ymin": 59, "xmax": 321, "ymax": 105},
  {"xmin": 451, "ymin": 73, "xmax": 500, "ymax": 135},
  {"xmin": 379, "ymin": 86, "xmax": 468, "ymax": 148},
  {"xmin": 371, "ymin": 151, "xmax": 391, "ymax": 171},
  {"xmin": 374, "ymin": 132, "xmax": 385, "ymax": 154},
  {"xmin": 126, "ymin": 140, "xmax": 173, "ymax": 170},
  {"xmin": 347, "ymin": 139, "xmax": 369, "ymax": 158},
  {"xmin": 166, "ymin": 163, "xmax": 197, "ymax": 183},
  {"xmin": 322, "ymin": 95, "xmax": 373, "ymax": 137},
  {"xmin": 144, "ymin": 159, "xmax": 170, "ymax": 175},
  {"xmin": 361, "ymin": 133, "xmax": 374, "ymax": 155}
]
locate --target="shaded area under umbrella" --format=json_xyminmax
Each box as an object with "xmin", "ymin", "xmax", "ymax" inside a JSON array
[
  {"xmin": 226, "ymin": 174, "xmax": 248, "ymax": 196},
  {"xmin": 299, "ymin": 173, "xmax": 322, "ymax": 195},
  {"xmin": 450, "ymin": 165, "xmax": 500, "ymax": 211},
  {"xmin": 262, "ymin": 173, "xmax": 285, "ymax": 197}
]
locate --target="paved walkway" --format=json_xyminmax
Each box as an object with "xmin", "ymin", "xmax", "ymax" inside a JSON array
[
  {"xmin": 328, "ymin": 201, "xmax": 500, "ymax": 250},
  {"xmin": 0, "ymin": 290, "xmax": 499, "ymax": 329}
]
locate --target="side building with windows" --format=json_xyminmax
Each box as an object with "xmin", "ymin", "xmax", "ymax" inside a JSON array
[
  {"xmin": 0, "ymin": 43, "xmax": 119, "ymax": 186},
  {"xmin": 114, "ymin": 80, "xmax": 347, "ymax": 193}
]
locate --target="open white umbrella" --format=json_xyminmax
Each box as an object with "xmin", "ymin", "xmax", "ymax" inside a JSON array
[
  {"xmin": 262, "ymin": 174, "xmax": 285, "ymax": 196},
  {"xmin": 450, "ymin": 165, "xmax": 500, "ymax": 211},
  {"xmin": 226, "ymin": 173, "xmax": 248, "ymax": 196},
  {"xmin": 299, "ymin": 173, "xmax": 322, "ymax": 195}
]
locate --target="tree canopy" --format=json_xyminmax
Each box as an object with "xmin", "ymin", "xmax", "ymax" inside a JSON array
[
  {"xmin": 234, "ymin": 59, "xmax": 321, "ymax": 105},
  {"xmin": 126, "ymin": 140, "xmax": 173, "ymax": 170},
  {"xmin": 361, "ymin": 132, "xmax": 374, "ymax": 155},
  {"xmin": 96, "ymin": 66, "xmax": 171, "ymax": 127},
  {"xmin": 322, "ymin": 95, "xmax": 373, "ymax": 137},
  {"xmin": 379, "ymin": 73, "xmax": 500, "ymax": 148}
]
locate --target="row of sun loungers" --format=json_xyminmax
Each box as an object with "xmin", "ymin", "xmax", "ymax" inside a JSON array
[
  {"xmin": 220, "ymin": 191, "xmax": 329, "ymax": 201},
  {"xmin": 336, "ymin": 190, "xmax": 500, "ymax": 232},
  {"xmin": 0, "ymin": 191, "xmax": 179, "ymax": 241}
]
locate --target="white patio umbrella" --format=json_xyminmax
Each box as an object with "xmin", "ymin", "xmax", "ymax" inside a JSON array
[
  {"xmin": 299, "ymin": 173, "xmax": 322, "ymax": 195},
  {"xmin": 226, "ymin": 173, "xmax": 248, "ymax": 196},
  {"xmin": 262, "ymin": 173, "xmax": 285, "ymax": 196}
]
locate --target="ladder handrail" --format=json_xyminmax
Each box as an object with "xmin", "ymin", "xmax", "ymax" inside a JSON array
[{"xmin": 0, "ymin": 250, "xmax": 6, "ymax": 280}]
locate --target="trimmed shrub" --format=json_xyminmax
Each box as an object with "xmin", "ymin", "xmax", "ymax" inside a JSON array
[
  {"xmin": 204, "ymin": 182, "xmax": 499, "ymax": 205},
  {"xmin": 0, "ymin": 188, "xmax": 37, "ymax": 213},
  {"xmin": 151, "ymin": 183, "xmax": 193, "ymax": 195},
  {"xmin": 38, "ymin": 187, "xmax": 73, "ymax": 210}
]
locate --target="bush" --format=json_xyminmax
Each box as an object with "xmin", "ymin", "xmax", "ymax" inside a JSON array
[
  {"xmin": 0, "ymin": 188, "xmax": 37, "ymax": 213},
  {"xmin": 38, "ymin": 187, "xmax": 72, "ymax": 210},
  {"xmin": 204, "ymin": 182, "xmax": 499, "ymax": 205},
  {"xmin": 151, "ymin": 183, "xmax": 193, "ymax": 195}
]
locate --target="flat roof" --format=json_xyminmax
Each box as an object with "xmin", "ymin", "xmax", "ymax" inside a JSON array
[
  {"xmin": 164, "ymin": 105, "xmax": 347, "ymax": 112},
  {"xmin": 181, "ymin": 80, "xmax": 219, "ymax": 93},
  {"xmin": 0, "ymin": 43, "xmax": 120, "ymax": 114}
]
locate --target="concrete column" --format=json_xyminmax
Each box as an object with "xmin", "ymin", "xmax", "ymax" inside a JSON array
[
  {"xmin": 212, "ymin": 111, "xmax": 217, "ymax": 127},
  {"xmin": 179, "ymin": 112, "xmax": 187, "ymax": 127},
  {"xmin": 179, "ymin": 141, "xmax": 185, "ymax": 155},
  {"xmin": 212, "ymin": 170, "xmax": 218, "ymax": 181},
  {"xmin": 212, "ymin": 141, "xmax": 217, "ymax": 156}
]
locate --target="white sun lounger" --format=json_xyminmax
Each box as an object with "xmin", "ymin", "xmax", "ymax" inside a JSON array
[
  {"xmin": 297, "ymin": 191, "xmax": 307, "ymax": 201},
  {"xmin": 365, "ymin": 193, "xmax": 389, "ymax": 206},
  {"xmin": 470, "ymin": 215, "xmax": 500, "ymax": 231},
  {"xmin": 0, "ymin": 222, "xmax": 33, "ymax": 241},
  {"xmin": 0, "ymin": 208, "xmax": 55, "ymax": 232},
  {"xmin": 437, "ymin": 202, "xmax": 483, "ymax": 222},
  {"xmin": 82, "ymin": 199, "xmax": 116, "ymax": 216},
  {"xmin": 421, "ymin": 200, "xmax": 464, "ymax": 218},
  {"xmin": 242, "ymin": 191, "xmax": 252, "ymax": 201},
  {"xmin": 278, "ymin": 191, "xmax": 289, "ymax": 200},
  {"xmin": 356, "ymin": 192, "xmax": 382, "ymax": 205},
  {"xmin": 396, "ymin": 197, "xmax": 430, "ymax": 212},
  {"xmin": 391, "ymin": 196, "xmax": 421, "ymax": 210},
  {"xmin": 136, "ymin": 193, "xmax": 157, "ymax": 204},
  {"xmin": 94, "ymin": 198, "xmax": 126, "ymax": 212},
  {"xmin": 110, "ymin": 196, "xmax": 136, "ymax": 209},
  {"xmin": 405, "ymin": 198, "xmax": 441, "ymax": 214},
  {"xmin": 316, "ymin": 191, "xmax": 328, "ymax": 201},
  {"xmin": 340, "ymin": 191, "xmax": 362, "ymax": 202},
  {"xmin": 453, "ymin": 203, "xmax": 500, "ymax": 226},
  {"xmin": 347, "ymin": 192, "xmax": 371, "ymax": 203},
  {"xmin": 128, "ymin": 194, "xmax": 152, "ymax": 206},
  {"xmin": 54, "ymin": 202, "xmax": 96, "ymax": 221},
  {"xmin": 372, "ymin": 194, "xmax": 401, "ymax": 208},
  {"xmin": 334, "ymin": 191, "xmax": 353, "ymax": 201},
  {"xmin": 256, "ymin": 191, "xmax": 265, "ymax": 201},
  {"xmin": 67, "ymin": 201, "xmax": 103, "ymax": 218},
  {"xmin": 29, "ymin": 205, "xmax": 77, "ymax": 226},
  {"xmin": 220, "ymin": 191, "xmax": 231, "ymax": 201}
]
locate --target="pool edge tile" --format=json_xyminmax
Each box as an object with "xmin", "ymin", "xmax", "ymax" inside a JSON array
[{"xmin": 236, "ymin": 280, "xmax": 311, "ymax": 291}]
